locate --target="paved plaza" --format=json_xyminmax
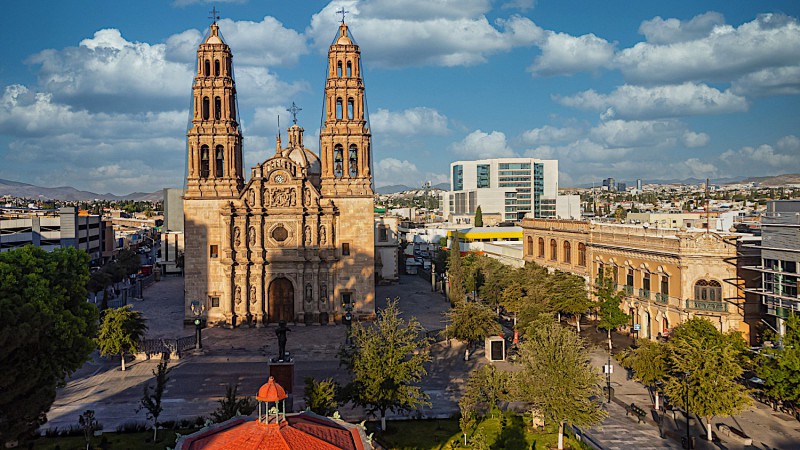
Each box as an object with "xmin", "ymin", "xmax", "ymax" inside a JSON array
[{"xmin": 45, "ymin": 274, "xmax": 800, "ymax": 450}]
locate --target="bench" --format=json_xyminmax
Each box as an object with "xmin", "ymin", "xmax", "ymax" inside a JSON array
[{"xmin": 625, "ymin": 403, "xmax": 647, "ymax": 423}]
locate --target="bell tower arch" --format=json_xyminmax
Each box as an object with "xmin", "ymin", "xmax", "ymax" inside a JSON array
[
  {"xmin": 185, "ymin": 21, "xmax": 243, "ymax": 199},
  {"xmin": 319, "ymin": 21, "xmax": 373, "ymax": 198}
]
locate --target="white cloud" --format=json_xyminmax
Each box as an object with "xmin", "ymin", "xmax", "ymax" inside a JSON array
[
  {"xmin": 371, "ymin": 107, "xmax": 449, "ymax": 135},
  {"xmin": 589, "ymin": 120, "xmax": 683, "ymax": 148},
  {"xmin": 529, "ymin": 31, "xmax": 615, "ymax": 76},
  {"xmin": 720, "ymin": 142, "xmax": 799, "ymax": 169},
  {"xmin": 374, "ymin": 157, "xmax": 445, "ymax": 187},
  {"xmin": 556, "ymin": 82, "xmax": 748, "ymax": 120},
  {"xmin": 214, "ymin": 17, "xmax": 307, "ymax": 66},
  {"xmin": 501, "ymin": 0, "xmax": 536, "ymax": 12},
  {"xmin": 638, "ymin": 11, "xmax": 725, "ymax": 44},
  {"xmin": 451, "ymin": 130, "xmax": 515, "ymax": 158},
  {"xmin": 27, "ymin": 29, "xmax": 193, "ymax": 113},
  {"xmin": 617, "ymin": 13, "xmax": 800, "ymax": 85},
  {"xmin": 520, "ymin": 125, "xmax": 581, "ymax": 145},
  {"xmin": 233, "ymin": 66, "xmax": 309, "ymax": 107},
  {"xmin": 681, "ymin": 131, "xmax": 710, "ymax": 148},
  {"xmin": 731, "ymin": 65, "xmax": 800, "ymax": 96},
  {"xmin": 777, "ymin": 135, "xmax": 800, "ymax": 152},
  {"xmin": 307, "ymin": 1, "xmax": 543, "ymax": 67}
]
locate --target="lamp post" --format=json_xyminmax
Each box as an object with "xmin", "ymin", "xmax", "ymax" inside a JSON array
[
  {"xmin": 191, "ymin": 300, "xmax": 204, "ymax": 350},
  {"xmin": 342, "ymin": 301, "xmax": 353, "ymax": 345},
  {"xmin": 684, "ymin": 372, "xmax": 693, "ymax": 449}
]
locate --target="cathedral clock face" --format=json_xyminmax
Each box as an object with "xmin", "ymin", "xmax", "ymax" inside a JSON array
[{"xmin": 274, "ymin": 174, "xmax": 285, "ymax": 184}]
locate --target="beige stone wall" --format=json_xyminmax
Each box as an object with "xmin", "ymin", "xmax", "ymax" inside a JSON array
[
  {"xmin": 522, "ymin": 218, "xmax": 750, "ymax": 341},
  {"xmin": 333, "ymin": 197, "xmax": 375, "ymax": 319},
  {"xmin": 183, "ymin": 198, "xmax": 228, "ymax": 323}
]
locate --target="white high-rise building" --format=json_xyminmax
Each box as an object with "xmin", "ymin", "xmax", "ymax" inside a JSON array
[{"xmin": 441, "ymin": 157, "xmax": 580, "ymax": 223}]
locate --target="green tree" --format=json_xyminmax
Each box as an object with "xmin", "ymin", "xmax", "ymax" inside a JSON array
[
  {"xmin": 550, "ymin": 270, "xmax": 591, "ymax": 333},
  {"xmin": 88, "ymin": 271, "xmax": 111, "ymax": 304},
  {"xmin": 341, "ymin": 299, "xmax": 431, "ymax": 430},
  {"xmin": 97, "ymin": 305, "xmax": 148, "ymax": 371},
  {"xmin": 103, "ymin": 262, "xmax": 125, "ymax": 291},
  {"xmin": 444, "ymin": 300, "xmax": 502, "ymax": 360},
  {"xmin": 662, "ymin": 318, "xmax": 751, "ymax": 442},
  {"xmin": 474, "ymin": 205, "xmax": 483, "ymax": 227},
  {"xmin": 617, "ymin": 340, "xmax": 667, "ymax": 409},
  {"xmin": 478, "ymin": 257, "xmax": 509, "ymax": 315},
  {"xmin": 514, "ymin": 320, "xmax": 606, "ymax": 449},
  {"xmin": 461, "ymin": 365, "xmax": 511, "ymax": 416},
  {"xmin": 0, "ymin": 246, "xmax": 98, "ymax": 442},
  {"xmin": 211, "ymin": 384, "xmax": 256, "ymax": 423},
  {"xmin": 78, "ymin": 409, "xmax": 98, "ymax": 450},
  {"xmin": 116, "ymin": 249, "xmax": 140, "ymax": 277},
  {"xmin": 303, "ymin": 377, "xmax": 339, "ymax": 416},
  {"xmin": 138, "ymin": 358, "xmax": 170, "ymax": 442},
  {"xmin": 595, "ymin": 269, "xmax": 630, "ymax": 352},
  {"xmin": 448, "ymin": 233, "xmax": 466, "ymax": 304},
  {"xmin": 757, "ymin": 314, "xmax": 800, "ymax": 405}
]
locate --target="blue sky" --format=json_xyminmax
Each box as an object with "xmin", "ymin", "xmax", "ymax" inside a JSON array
[{"xmin": 1, "ymin": 0, "xmax": 799, "ymax": 194}]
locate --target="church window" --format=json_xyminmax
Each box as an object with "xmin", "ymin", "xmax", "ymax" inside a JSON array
[
  {"xmin": 348, "ymin": 144, "xmax": 358, "ymax": 177},
  {"xmin": 578, "ymin": 243, "xmax": 586, "ymax": 266},
  {"xmin": 209, "ymin": 245, "xmax": 218, "ymax": 258},
  {"xmin": 214, "ymin": 96, "xmax": 222, "ymax": 120},
  {"xmin": 204, "ymin": 59, "xmax": 210, "ymax": 76},
  {"xmin": 337, "ymin": 61, "xmax": 342, "ymax": 77},
  {"xmin": 200, "ymin": 145, "xmax": 210, "ymax": 178},
  {"xmin": 214, "ymin": 59, "xmax": 220, "ymax": 76},
  {"xmin": 215, "ymin": 145, "xmax": 224, "ymax": 177},
  {"xmin": 342, "ymin": 243, "xmax": 350, "ymax": 256},
  {"xmin": 346, "ymin": 61, "xmax": 352, "ymax": 77},
  {"xmin": 336, "ymin": 98, "xmax": 343, "ymax": 120},
  {"xmin": 202, "ymin": 97, "xmax": 210, "ymax": 120},
  {"xmin": 347, "ymin": 98, "xmax": 354, "ymax": 120},
  {"xmin": 334, "ymin": 145, "xmax": 344, "ymax": 177},
  {"xmin": 550, "ymin": 239, "xmax": 557, "ymax": 261},
  {"xmin": 563, "ymin": 241, "xmax": 571, "ymax": 264},
  {"xmin": 538, "ymin": 237, "xmax": 545, "ymax": 257},
  {"xmin": 272, "ymin": 225, "xmax": 288, "ymax": 242}
]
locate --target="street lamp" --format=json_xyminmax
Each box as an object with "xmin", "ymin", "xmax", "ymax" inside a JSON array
[
  {"xmin": 191, "ymin": 300, "xmax": 204, "ymax": 350},
  {"xmin": 342, "ymin": 301, "xmax": 353, "ymax": 345},
  {"xmin": 684, "ymin": 372, "xmax": 693, "ymax": 449}
]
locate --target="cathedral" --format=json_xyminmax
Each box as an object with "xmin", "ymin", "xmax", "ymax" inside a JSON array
[{"xmin": 183, "ymin": 19, "xmax": 375, "ymax": 326}]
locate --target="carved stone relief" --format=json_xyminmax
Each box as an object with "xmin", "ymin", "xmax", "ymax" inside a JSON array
[
  {"xmin": 248, "ymin": 226, "xmax": 256, "ymax": 246},
  {"xmin": 304, "ymin": 225, "xmax": 312, "ymax": 246},
  {"xmin": 250, "ymin": 285, "xmax": 257, "ymax": 304},
  {"xmin": 233, "ymin": 226, "xmax": 241, "ymax": 247},
  {"xmin": 268, "ymin": 188, "xmax": 296, "ymax": 207},
  {"xmin": 235, "ymin": 286, "xmax": 242, "ymax": 305},
  {"xmin": 319, "ymin": 225, "xmax": 327, "ymax": 245}
]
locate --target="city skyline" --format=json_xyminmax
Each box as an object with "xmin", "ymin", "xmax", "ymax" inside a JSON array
[{"xmin": 1, "ymin": 0, "xmax": 799, "ymax": 195}]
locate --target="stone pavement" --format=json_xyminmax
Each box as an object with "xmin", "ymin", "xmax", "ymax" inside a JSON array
[
  {"xmin": 580, "ymin": 331, "xmax": 800, "ymax": 450},
  {"xmin": 45, "ymin": 274, "xmax": 475, "ymax": 433}
]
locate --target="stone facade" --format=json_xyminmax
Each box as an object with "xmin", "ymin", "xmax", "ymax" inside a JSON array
[
  {"xmin": 183, "ymin": 21, "xmax": 375, "ymax": 326},
  {"xmin": 521, "ymin": 218, "xmax": 752, "ymax": 342}
]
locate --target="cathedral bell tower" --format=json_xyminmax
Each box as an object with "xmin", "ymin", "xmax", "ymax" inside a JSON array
[
  {"xmin": 185, "ymin": 21, "xmax": 243, "ymax": 199},
  {"xmin": 319, "ymin": 21, "xmax": 373, "ymax": 198}
]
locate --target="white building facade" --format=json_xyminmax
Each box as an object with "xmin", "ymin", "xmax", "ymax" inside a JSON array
[{"xmin": 441, "ymin": 157, "xmax": 579, "ymax": 223}]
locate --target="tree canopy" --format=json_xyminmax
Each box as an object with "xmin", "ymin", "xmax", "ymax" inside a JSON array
[
  {"xmin": 341, "ymin": 298, "xmax": 431, "ymax": 430},
  {"xmin": 514, "ymin": 320, "xmax": 606, "ymax": 449},
  {"xmin": 595, "ymin": 269, "xmax": 630, "ymax": 350},
  {"xmin": 757, "ymin": 314, "xmax": 800, "ymax": 404},
  {"xmin": 444, "ymin": 299, "xmax": 501, "ymax": 359},
  {"xmin": 303, "ymin": 377, "xmax": 339, "ymax": 417},
  {"xmin": 211, "ymin": 384, "xmax": 256, "ymax": 423},
  {"xmin": 0, "ymin": 246, "xmax": 98, "ymax": 442},
  {"xmin": 617, "ymin": 339, "xmax": 667, "ymax": 409},
  {"xmin": 474, "ymin": 205, "xmax": 483, "ymax": 227},
  {"xmin": 97, "ymin": 305, "xmax": 148, "ymax": 371},
  {"xmin": 661, "ymin": 318, "xmax": 751, "ymax": 441}
]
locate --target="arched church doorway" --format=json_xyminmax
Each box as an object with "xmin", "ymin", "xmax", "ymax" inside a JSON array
[{"xmin": 268, "ymin": 278, "xmax": 294, "ymax": 323}]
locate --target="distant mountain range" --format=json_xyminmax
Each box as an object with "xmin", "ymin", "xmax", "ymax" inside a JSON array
[
  {"xmin": 376, "ymin": 183, "xmax": 449, "ymax": 194},
  {"xmin": 0, "ymin": 178, "xmax": 163, "ymax": 202}
]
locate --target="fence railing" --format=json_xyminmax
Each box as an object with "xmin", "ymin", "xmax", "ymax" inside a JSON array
[{"xmin": 139, "ymin": 335, "xmax": 195, "ymax": 358}]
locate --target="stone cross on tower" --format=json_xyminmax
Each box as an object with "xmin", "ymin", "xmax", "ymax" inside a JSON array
[
  {"xmin": 287, "ymin": 102, "xmax": 302, "ymax": 125},
  {"xmin": 336, "ymin": 7, "xmax": 349, "ymax": 23},
  {"xmin": 208, "ymin": 6, "xmax": 220, "ymax": 24}
]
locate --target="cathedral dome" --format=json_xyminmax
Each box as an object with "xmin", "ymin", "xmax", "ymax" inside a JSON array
[{"xmin": 283, "ymin": 147, "xmax": 321, "ymax": 175}]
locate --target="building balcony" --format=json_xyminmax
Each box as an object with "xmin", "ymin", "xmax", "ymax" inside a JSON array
[
  {"xmin": 639, "ymin": 288, "xmax": 651, "ymax": 300},
  {"xmin": 655, "ymin": 292, "xmax": 670, "ymax": 304},
  {"xmin": 685, "ymin": 299, "xmax": 728, "ymax": 313},
  {"xmin": 622, "ymin": 285, "xmax": 633, "ymax": 295}
]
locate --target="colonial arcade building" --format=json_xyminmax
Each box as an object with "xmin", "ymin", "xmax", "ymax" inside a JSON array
[{"xmin": 183, "ymin": 20, "xmax": 375, "ymax": 326}]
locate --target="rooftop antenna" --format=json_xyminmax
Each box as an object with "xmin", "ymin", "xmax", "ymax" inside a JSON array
[{"xmin": 208, "ymin": 6, "xmax": 220, "ymax": 24}]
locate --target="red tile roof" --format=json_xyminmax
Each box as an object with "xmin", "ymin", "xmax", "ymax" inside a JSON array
[{"xmin": 256, "ymin": 376, "xmax": 288, "ymax": 402}]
